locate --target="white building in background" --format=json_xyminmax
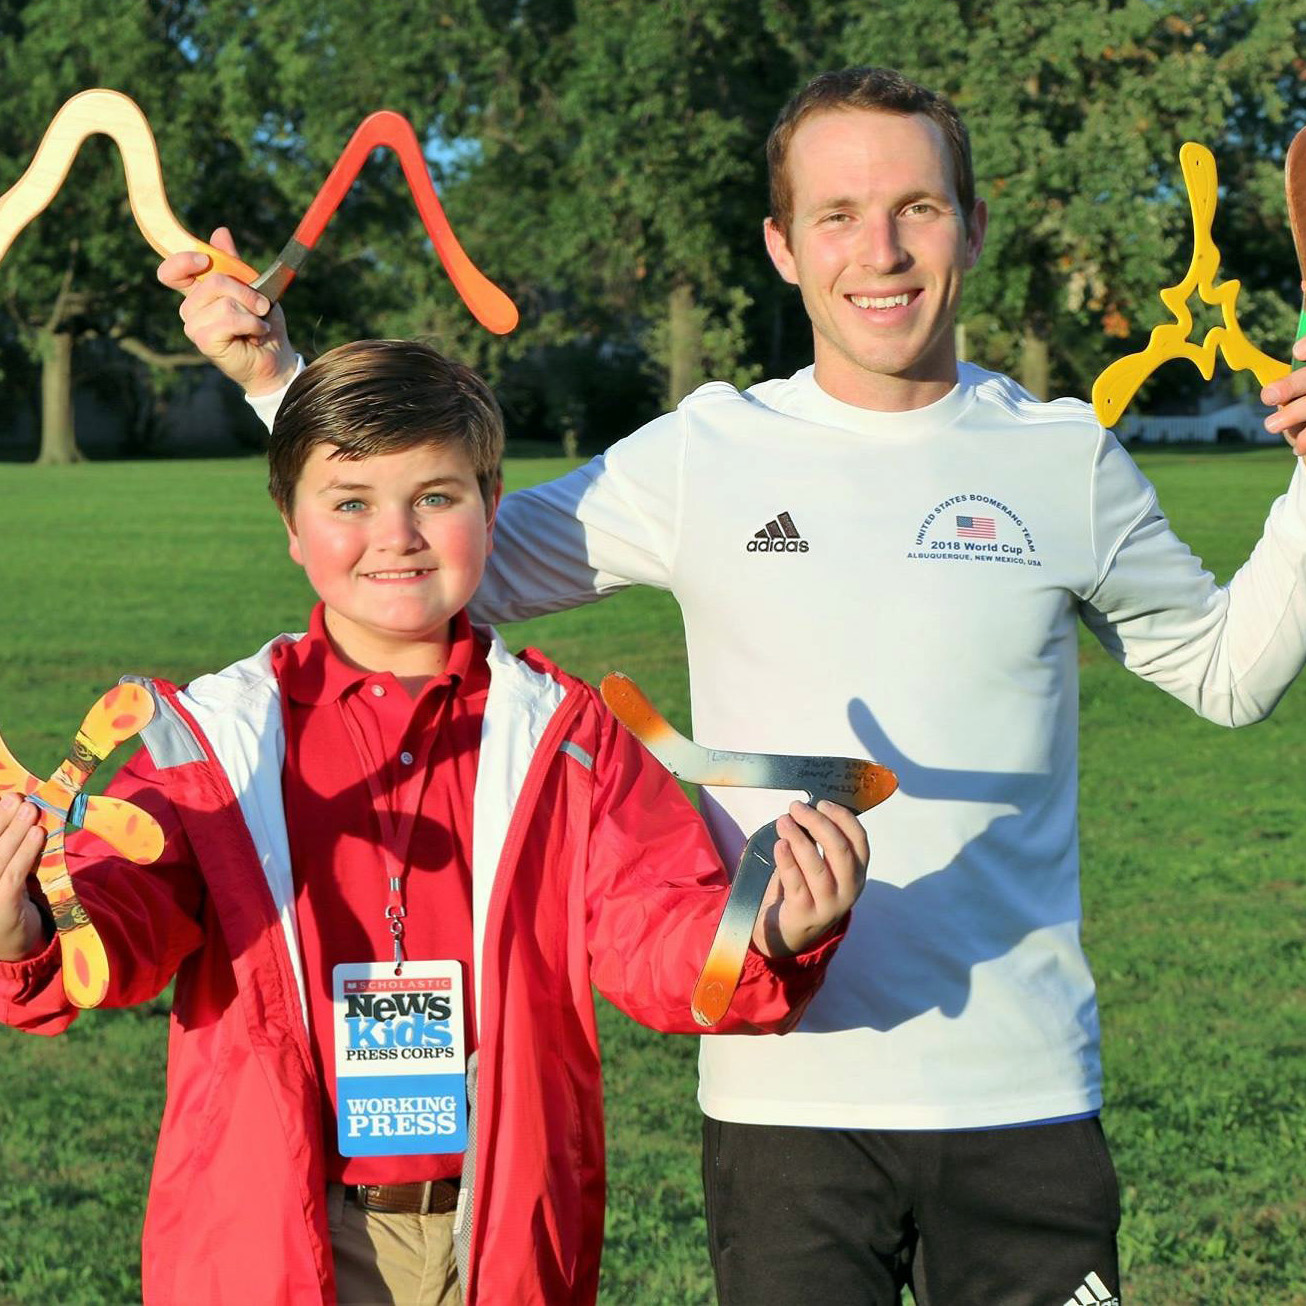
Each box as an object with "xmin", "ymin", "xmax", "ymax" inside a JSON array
[{"xmin": 1117, "ymin": 389, "xmax": 1280, "ymax": 445}]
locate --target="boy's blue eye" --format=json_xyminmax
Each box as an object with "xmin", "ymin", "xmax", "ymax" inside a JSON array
[
  {"xmin": 334, "ymin": 499, "xmax": 366, "ymax": 513},
  {"xmin": 419, "ymin": 492, "xmax": 452, "ymax": 507}
]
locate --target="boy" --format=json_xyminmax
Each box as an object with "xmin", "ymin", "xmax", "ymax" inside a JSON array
[{"xmin": 0, "ymin": 340, "xmax": 869, "ymax": 1306}]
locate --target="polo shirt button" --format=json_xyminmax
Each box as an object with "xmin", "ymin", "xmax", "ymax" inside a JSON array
[
  {"xmin": 400, "ymin": 751, "xmax": 414, "ymax": 765},
  {"xmin": 371, "ymin": 685, "xmax": 385, "ymax": 698}
]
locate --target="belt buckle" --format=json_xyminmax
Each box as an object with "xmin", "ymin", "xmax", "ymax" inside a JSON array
[{"xmin": 417, "ymin": 1180, "xmax": 434, "ymax": 1215}]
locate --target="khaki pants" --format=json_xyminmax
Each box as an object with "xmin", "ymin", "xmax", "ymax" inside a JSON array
[{"xmin": 328, "ymin": 1184, "xmax": 463, "ymax": 1306}]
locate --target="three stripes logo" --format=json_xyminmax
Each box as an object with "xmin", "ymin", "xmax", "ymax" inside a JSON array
[
  {"xmin": 746, "ymin": 511, "xmax": 810, "ymax": 554},
  {"xmin": 1063, "ymin": 1270, "xmax": 1119, "ymax": 1306}
]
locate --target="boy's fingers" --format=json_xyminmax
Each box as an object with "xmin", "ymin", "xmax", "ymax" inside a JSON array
[
  {"xmin": 770, "ymin": 838, "xmax": 814, "ymax": 908},
  {"xmin": 817, "ymin": 799, "xmax": 869, "ymax": 868},
  {"xmin": 776, "ymin": 812, "xmax": 838, "ymax": 904},
  {"xmin": 786, "ymin": 801, "xmax": 859, "ymax": 871},
  {"xmin": 0, "ymin": 801, "xmax": 42, "ymax": 878}
]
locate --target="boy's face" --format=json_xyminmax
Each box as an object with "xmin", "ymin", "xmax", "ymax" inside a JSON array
[
  {"xmin": 284, "ymin": 440, "xmax": 499, "ymax": 673},
  {"xmin": 763, "ymin": 108, "xmax": 986, "ymax": 409}
]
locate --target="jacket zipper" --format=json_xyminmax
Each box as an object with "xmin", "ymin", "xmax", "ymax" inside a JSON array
[{"xmin": 465, "ymin": 681, "xmax": 588, "ymax": 1296}]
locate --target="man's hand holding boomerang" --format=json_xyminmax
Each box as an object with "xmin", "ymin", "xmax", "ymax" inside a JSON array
[{"xmin": 159, "ymin": 227, "xmax": 297, "ymax": 398}]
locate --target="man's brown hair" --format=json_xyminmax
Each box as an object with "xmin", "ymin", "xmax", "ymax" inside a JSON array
[
  {"xmin": 766, "ymin": 67, "xmax": 976, "ymax": 237},
  {"xmin": 268, "ymin": 339, "xmax": 504, "ymax": 515}
]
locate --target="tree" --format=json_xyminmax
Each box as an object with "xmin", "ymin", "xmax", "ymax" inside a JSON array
[
  {"xmin": 0, "ymin": 0, "xmax": 276, "ymax": 462},
  {"xmin": 761, "ymin": 0, "xmax": 1305, "ymax": 402}
]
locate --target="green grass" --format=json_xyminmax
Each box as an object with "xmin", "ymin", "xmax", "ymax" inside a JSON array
[{"xmin": 1, "ymin": 447, "xmax": 1305, "ymax": 1303}]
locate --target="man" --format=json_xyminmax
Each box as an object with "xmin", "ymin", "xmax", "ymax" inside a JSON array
[{"xmin": 163, "ymin": 67, "xmax": 1306, "ymax": 1306}]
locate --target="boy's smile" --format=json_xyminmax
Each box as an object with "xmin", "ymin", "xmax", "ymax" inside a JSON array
[
  {"xmin": 284, "ymin": 442, "xmax": 499, "ymax": 678},
  {"xmin": 764, "ymin": 108, "xmax": 987, "ymax": 411}
]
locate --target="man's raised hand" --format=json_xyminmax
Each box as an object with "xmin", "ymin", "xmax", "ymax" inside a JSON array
[{"xmin": 156, "ymin": 227, "xmax": 297, "ymax": 397}]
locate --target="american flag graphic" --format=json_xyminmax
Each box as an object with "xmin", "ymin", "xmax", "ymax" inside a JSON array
[{"xmin": 956, "ymin": 515, "xmax": 996, "ymax": 539}]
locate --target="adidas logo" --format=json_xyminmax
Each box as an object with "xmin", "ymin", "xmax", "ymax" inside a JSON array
[
  {"xmin": 746, "ymin": 511, "xmax": 809, "ymax": 554},
  {"xmin": 1062, "ymin": 1270, "xmax": 1119, "ymax": 1306}
]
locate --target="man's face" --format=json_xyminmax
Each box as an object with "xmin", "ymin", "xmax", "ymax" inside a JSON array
[
  {"xmin": 285, "ymin": 441, "xmax": 498, "ymax": 674},
  {"xmin": 764, "ymin": 108, "xmax": 987, "ymax": 410}
]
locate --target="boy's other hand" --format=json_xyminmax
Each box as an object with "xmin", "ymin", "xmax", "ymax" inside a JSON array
[
  {"xmin": 156, "ymin": 227, "xmax": 297, "ymax": 397},
  {"xmin": 0, "ymin": 794, "xmax": 48, "ymax": 963},
  {"xmin": 752, "ymin": 800, "xmax": 869, "ymax": 959}
]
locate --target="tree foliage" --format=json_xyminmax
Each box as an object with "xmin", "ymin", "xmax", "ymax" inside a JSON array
[
  {"xmin": 810, "ymin": 0, "xmax": 1306, "ymax": 397},
  {"xmin": 2, "ymin": 0, "xmax": 1304, "ymax": 458},
  {"xmin": 0, "ymin": 0, "xmax": 263, "ymax": 460}
]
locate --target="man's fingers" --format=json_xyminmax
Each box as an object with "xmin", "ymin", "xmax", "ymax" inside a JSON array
[
  {"xmin": 1262, "ymin": 341, "xmax": 1306, "ymax": 451},
  {"xmin": 156, "ymin": 249, "xmax": 212, "ymax": 292},
  {"xmin": 178, "ymin": 272, "xmax": 271, "ymax": 324},
  {"xmin": 181, "ymin": 298, "xmax": 273, "ymax": 354},
  {"xmin": 208, "ymin": 226, "xmax": 240, "ymax": 257}
]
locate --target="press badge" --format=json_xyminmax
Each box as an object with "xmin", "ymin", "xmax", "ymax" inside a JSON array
[{"xmin": 332, "ymin": 961, "xmax": 468, "ymax": 1156}]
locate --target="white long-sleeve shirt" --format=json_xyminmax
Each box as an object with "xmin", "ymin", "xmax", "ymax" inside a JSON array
[
  {"xmin": 254, "ymin": 361, "xmax": 1306, "ymax": 1127},
  {"xmin": 468, "ymin": 363, "xmax": 1306, "ymax": 1128}
]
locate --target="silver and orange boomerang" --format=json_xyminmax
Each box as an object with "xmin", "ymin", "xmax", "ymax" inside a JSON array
[{"xmin": 600, "ymin": 673, "xmax": 897, "ymax": 1027}]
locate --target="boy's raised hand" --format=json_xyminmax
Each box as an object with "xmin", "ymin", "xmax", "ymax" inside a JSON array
[
  {"xmin": 752, "ymin": 800, "xmax": 869, "ymax": 959},
  {"xmin": 156, "ymin": 227, "xmax": 297, "ymax": 397},
  {"xmin": 0, "ymin": 795, "xmax": 48, "ymax": 963}
]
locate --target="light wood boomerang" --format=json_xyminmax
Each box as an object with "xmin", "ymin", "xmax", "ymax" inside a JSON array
[{"xmin": 0, "ymin": 88, "xmax": 257, "ymax": 281}]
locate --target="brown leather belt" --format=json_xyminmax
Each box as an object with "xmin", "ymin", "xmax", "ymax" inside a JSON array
[{"xmin": 348, "ymin": 1179, "xmax": 459, "ymax": 1215}]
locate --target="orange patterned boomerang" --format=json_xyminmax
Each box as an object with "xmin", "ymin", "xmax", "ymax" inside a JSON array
[
  {"xmin": 0, "ymin": 683, "xmax": 164, "ymax": 1008},
  {"xmin": 600, "ymin": 673, "xmax": 897, "ymax": 1027},
  {"xmin": 0, "ymin": 88, "xmax": 517, "ymax": 333}
]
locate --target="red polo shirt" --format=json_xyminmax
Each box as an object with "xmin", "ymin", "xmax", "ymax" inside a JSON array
[{"xmin": 272, "ymin": 603, "xmax": 487, "ymax": 1184}]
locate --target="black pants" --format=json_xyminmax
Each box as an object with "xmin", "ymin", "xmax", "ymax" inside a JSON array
[{"xmin": 703, "ymin": 1116, "xmax": 1120, "ymax": 1306}]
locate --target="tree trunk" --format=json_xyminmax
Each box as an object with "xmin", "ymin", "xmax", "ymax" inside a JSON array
[
  {"xmin": 36, "ymin": 326, "xmax": 83, "ymax": 465},
  {"xmin": 1019, "ymin": 325, "xmax": 1049, "ymax": 402},
  {"xmin": 666, "ymin": 282, "xmax": 703, "ymax": 408}
]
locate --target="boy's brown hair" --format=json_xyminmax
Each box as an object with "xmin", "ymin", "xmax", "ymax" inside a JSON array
[
  {"xmin": 766, "ymin": 67, "xmax": 976, "ymax": 238},
  {"xmin": 268, "ymin": 339, "xmax": 504, "ymax": 515}
]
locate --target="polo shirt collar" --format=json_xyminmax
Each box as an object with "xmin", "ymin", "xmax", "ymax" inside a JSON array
[{"xmin": 279, "ymin": 603, "xmax": 481, "ymax": 706}]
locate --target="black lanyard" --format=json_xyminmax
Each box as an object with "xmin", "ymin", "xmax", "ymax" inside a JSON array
[{"xmin": 337, "ymin": 692, "xmax": 442, "ymax": 974}]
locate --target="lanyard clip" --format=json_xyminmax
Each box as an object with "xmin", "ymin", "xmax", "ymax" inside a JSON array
[{"xmin": 385, "ymin": 877, "xmax": 406, "ymax": 974}]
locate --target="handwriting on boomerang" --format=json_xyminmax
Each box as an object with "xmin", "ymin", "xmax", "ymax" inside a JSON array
[
  {"xmin": 1092, "ymin": 142, "xmax": 1291, "ymax": 427},
  {"xmin": 0, "ymin": 88, "xmax": 517, "ymax": 333}
]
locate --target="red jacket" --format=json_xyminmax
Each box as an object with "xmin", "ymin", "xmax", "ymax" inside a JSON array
[{"xmin": 0, "ymin": 631, "xmax": 841, "ymax": 1305}]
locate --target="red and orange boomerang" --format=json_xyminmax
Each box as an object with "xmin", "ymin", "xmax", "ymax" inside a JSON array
[
  {"xmin": 600, "ymin": 673, "xmax": 897, "ymax": 1027},
  {"xmin": 0, "ymin": 683, "xmax": 164, "ymax": 1008},
  {"xmin": 0, "ymin": 89, "xmax": 517, "ymax": 333}
]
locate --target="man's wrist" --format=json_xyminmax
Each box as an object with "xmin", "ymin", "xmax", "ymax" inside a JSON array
[{"xmin": 245, "ymin": 360, "xmax": 300, "ymax": 399}]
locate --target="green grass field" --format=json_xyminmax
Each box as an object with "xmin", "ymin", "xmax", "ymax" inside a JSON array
[{"xmin": 0, "ymin": 446, "xmax": 1304, "ymax": 1304}]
